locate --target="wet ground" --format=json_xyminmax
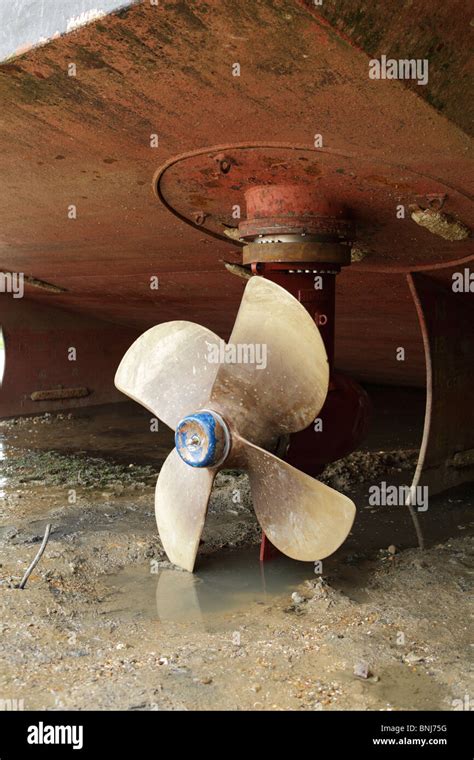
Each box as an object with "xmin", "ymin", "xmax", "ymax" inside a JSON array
[{"xmin": 0, "ymin": 389, "xmax": 472, "ymax": 711}]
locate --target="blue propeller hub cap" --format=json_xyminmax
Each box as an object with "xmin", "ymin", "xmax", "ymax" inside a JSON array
[{"xmin": 175, "ymin": 410, "xmax": 230, "ymax": 468}]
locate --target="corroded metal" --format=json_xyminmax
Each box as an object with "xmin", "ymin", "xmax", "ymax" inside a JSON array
[
  {"xmin": 0, "ymin": 0, "xmax": 472, "ymax": 396},
  {"xmin": 238, "ymin": 185, "xmax": 353, "ymax": 241},
  {"xmin": 155, "ymin": 145, "xmax": 473, "ymax": 270},
  {"xmin": 314, "ymin": 0, "xmax": 473, "ymax": 137},
  {"xmin": 30, "ymin": 387, "xmax": 90, "ymax": 401}
]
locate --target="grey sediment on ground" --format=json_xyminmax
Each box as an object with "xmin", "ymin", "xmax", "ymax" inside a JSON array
[{"xmin": 0, "ymin": 409, "xmax": 472, "ymax": 710}]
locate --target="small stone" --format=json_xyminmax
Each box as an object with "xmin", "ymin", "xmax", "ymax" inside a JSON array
[
  {"xmin": 200, "ymin": 676, "xmax": 212, "ymax": 684},
  {"xmin": 404, "ymin": 652, "xmax": 424, "ymax": 665},
  {"xmin": 353, "ymin": 661, "xmax": 371, "ymax": 679},
  {"xmin": 291, "ymin": 592, "xmax": 305, "ymax": 605},
  {"xmin": 388, "ymin": 545, "xmax": 397, "ymax": 555},
  {"xmin": 251, "ymin": 684, "xmax": 262, "ymax": 692}
]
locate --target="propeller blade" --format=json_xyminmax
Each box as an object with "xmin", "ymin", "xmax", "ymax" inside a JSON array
[
  {"xmin": 240, "ymin": 436, "xmax": 356, "ymax": 561},
  {"xmin": 210, "ymin": 277, "xmax": 329, "ymax": 446},
  {"xmin": 115, "ymin": 321, "xmax": 221, "ymax": 430},
  {"xmin": 155, "ymin": 448, "xmax": 216, "ymax": 571}
]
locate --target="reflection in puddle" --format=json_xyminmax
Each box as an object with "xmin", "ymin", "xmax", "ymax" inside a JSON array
[{"xmin": 104, "ymin": 547, "xmax": 315, "ymax": 630}]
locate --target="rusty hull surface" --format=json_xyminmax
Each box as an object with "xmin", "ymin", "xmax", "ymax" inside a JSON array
[
  {"xmin": 0, "ymin": 0, "xmax": 473, "ymax": 388},
  {"xmin": 316, "ymin": 0, "xmax": 474, "ymax": 137}
]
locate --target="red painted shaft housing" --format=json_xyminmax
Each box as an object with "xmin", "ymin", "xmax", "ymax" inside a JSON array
[
  {"xmin": 241, "ymin": 185, "xmax": 371, "ymax": 478},
  {"xmin": 239, "ymin": 185, "xmax": 354, "ymax": 241},
  {"xmin": 241, "ymin": 184, "xmax": 370, "ymax": 561},
  {"xmin": 252, "ymin": 263, "xmax": 338, "ymax": 368}
]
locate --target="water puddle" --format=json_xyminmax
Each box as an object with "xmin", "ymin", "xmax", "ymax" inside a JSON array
[
  {"xmin": 369, "ymin": 664, "xmax": 446, "ymax": 710},
  {"xmin": 103, "ymin": 547, "xmax": 315, "ymax": 629}
]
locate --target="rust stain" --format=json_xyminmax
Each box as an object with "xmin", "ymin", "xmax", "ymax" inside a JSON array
[{"xmin": 31, "ymin": 387, "xmax": 91, "ymax": 401}]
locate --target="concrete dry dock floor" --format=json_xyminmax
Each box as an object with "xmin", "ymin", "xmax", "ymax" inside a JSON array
[{"xmin": 0, "ymin": 390, "xmax": 472, "ymax": 711}]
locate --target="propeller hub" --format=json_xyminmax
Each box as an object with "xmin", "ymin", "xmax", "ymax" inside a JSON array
[{"xmin": 175, "ymin": 410, "xmax": 230, "ymax": 468}]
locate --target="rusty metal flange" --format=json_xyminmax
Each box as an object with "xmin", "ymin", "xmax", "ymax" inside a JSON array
[
  {"xmin": 153, "ymin": 144, "xmax": 473, "ymax": 273},
  {"xmin": 242, "ymin": 242, "xmax": 351, "ymax": 265}
]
